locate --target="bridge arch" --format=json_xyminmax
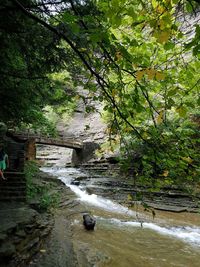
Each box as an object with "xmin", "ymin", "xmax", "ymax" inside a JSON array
[
  {"xmin": 25, "ymin": 136, "xmax": 99, "ymax": 166},
  {"xmin": 9, "ymin": 132, "xmax": 99, "ymax": 166}
]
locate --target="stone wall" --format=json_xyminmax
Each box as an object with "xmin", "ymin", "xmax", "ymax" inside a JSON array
[
  {"xmin": 4, "ymin": 136, "xmax": 25, "ymax": 171},
  {"xmin": 0, "ymin": 205, "xmax": 53, "ymax": 267}
]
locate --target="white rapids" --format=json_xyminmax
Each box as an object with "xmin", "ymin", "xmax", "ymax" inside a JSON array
[{"xmin": 41, "ymin": 167, "xmax": 200, "ymax": 247}]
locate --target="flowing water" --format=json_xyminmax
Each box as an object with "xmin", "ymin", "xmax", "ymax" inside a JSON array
[{"xmin": 41, "ymin": 167, "xmax": 200, "ymax": 267}]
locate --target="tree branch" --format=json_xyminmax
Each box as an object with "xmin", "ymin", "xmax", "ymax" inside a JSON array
[{"xmin": 11, "ymin": 0, "xmax": 147, "ymax": 142}]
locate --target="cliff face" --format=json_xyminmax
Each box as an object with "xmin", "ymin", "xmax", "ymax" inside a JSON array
[
  {"xmin": 56, "ymin": 97, "xmax": 107, "ymax": 144},
  {"xmin": 37, "ymin": 95, "xmax": 108, "ymax": 166}
]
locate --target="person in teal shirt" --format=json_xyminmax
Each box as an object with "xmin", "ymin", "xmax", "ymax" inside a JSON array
[{"xmin": 0, "ymin": 145, "xmax": 9, "ymax": 180}]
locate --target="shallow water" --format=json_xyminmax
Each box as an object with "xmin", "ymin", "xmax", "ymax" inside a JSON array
[{"xmin": 42, "ymin": 167, "xmax": 200, "ymax": 267}]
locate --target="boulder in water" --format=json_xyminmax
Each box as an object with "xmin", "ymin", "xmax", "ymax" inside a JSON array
[{"xmin": 83, "ymin": 214, "xmax": 96, "ymax": 230}]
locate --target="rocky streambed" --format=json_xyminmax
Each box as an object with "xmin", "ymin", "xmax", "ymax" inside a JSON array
[
  {"xmin": 1, "ymin": 166, "xmax": 200, "ymax": 267},
  {"xmin": 34, "ymin": 167, "xmax": 200, "ymax": 267},
  {"xmin": 70, "ymin": 168, "xmax": 200, "ymax": 213}
]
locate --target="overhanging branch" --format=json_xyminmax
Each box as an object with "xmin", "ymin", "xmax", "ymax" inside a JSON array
[{"xmin": 11, "ymin": 0, "xmax": 147, "ymax": 142}]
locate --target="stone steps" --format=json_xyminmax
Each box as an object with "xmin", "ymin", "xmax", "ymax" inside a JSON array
[
  {"xmin": 0, "ymin": 186, "xmax": 26, "ymax": 191},
  {"xmin": 2, "ymin": 173, "xmax": 25, "ymax": 178},
  {"xmin": 0, "ymin": 190, "xmax": 26, "ymax": 197},
  {"xmin": 0, "ymin": 196, "xmax": 26, "ymax": 201},
  {"xmin": 0, "ymin": 181, "xmax": 26, "ymax": 187},
  {"xmin": 2, "ymin": 178, "xmax": 26, "ymax": 183},
  {"xmin": 0, "ymin": 172, "xmax": 26, "ymax": 202}
]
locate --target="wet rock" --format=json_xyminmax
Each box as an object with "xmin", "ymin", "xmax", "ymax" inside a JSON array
[
  {"xmin": 145, "ymin": 203, "xmax": 188, "ymax": 212},
  {"xmin": 0, "ymin": 222, "xmax": 17, "ymax": 234},
  {"xmin": 86, "ymin": 187, "xmax": 94, "ymax": 195},
  {"xmin": 15, "ymin": 230, "xmax": 26, "ymax": 238},
  {"xmin": 0, "ymin": 241, "xmax": 16, "ymax": 257},
  {"xmin": 75, "ymin": 176, "xmax": 87, "ymax": 181},
  {"xmin": 25, "ymin": 224, "xmax": 37, "ymax": 234},
  {"xmin": 0, "ymin": 234, "xmax": 7, "ymax": 242},
  {"xmin": 0, "ymin": 203, "xmax": 54, "ymax": 267},
  {"xmin": 23, "ymin": 237, "xmax": 40, "ymax": 252},
  {"xmin": 75, "ymin": 241, "xmax": 111, "ymax": 267},
  {"xmin": 83, "ymin": 214, "xmax": 96, "ymax": 230},
  {"xmin": 71, "ymin": 181, "xmax": 80, "ymax": 186}
]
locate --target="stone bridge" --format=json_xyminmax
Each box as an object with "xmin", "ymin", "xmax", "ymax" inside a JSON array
[
  {"xmin": 10, "ymin": 132, "xmax": 99, "ymax": 166},
  {"xmin": 0, "ymin": 131, "xmax": 99, "ymax": 202},
  {"xmin": 11, "ymin": 133, "xmax": 83, "ymax": 149}
]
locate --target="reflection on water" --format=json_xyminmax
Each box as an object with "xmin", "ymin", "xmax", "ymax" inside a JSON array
[{"xmin": 41, "ymin": 167, "xmax": 200, "ymax": 266}]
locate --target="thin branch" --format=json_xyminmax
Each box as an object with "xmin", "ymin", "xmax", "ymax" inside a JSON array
[{"xmin": 12, "ymin": 0, "xmax": 147, "ymax": 142}]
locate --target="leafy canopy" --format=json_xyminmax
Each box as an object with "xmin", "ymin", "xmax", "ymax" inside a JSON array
[
  {"xmin": 0, "ymin": 0, "xmax": 74, "ymax": 130},
  {"xmin": 2, "ymin": 0, "xmax": 200, "ymax": 187}
]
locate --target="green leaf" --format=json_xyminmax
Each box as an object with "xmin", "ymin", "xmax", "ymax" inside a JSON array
[
  {"xmin": 185, "ymin": 102, "xmax": 195, "ymax": 108},
  {"xmin": 193, "ymin": 44, "xmax": 200, "ymax": 56},
  {"xmin": 62, "ymin": 12, "xmax": 76, "ymax": 23},
  {"xmin": 130, "ymin": 39, "xmax": 139, "ymax": 46},
  {"xmin": 176, "ymin": 106, "xmax": 187, "ymax": 117},
  {"xmin": 90, "ymin": 33, "xmax": 102, "ymax": 43},
  {"xmin": 167, "ymin": 89, "xmax": 177, "ymax": 97},
  {"xmin": 167, "ymin": 98, "xmax": 175, "ymax": 108},
  {"xmin": 71, "ymin": 23, "xmax": 80, "ymax": 34},
  {"xmin": 186, "ymin": 2, "xmax": 193, "ymax": 13},
  {"xmin": 164, "ymin": 42, "xmax": 175, "ymax": 50}
]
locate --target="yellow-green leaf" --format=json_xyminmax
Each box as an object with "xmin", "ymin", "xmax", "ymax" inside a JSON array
[
  {"xmin": 157, "ymin": 111, "xmax": 164, "ymax": 124},
  {"xmin": 176, "ymin": 106, "xmax": 187, "ymax": 117},
  {"xmin": 155, "ymin": 72, "xmax": 166, "ymax": 80},
  {"xmin": 162, "ymin": 170, "xmax": 169, "ymax": 177},
  {"xmin": 158, "ymin": 31, "xmax": 170, "ymax": 44},
  {"xmin": 127, "ymin": 194, "xmax": 133, "ymax": 201},
  {"xmin": 136, "ymin": 70, "xmax": 145, "ymax": 81},
  {"xmin": 158, "ymin": 19, "xmax": 165, "ymax": 30},
  {"xmin": 181, "ymin": 157, "xmax": 193, "ymax": 164},
  {"xmin": 146, "ymin": 68, "xmax": 156, "ymax": 80},
  {"xmin": 115, "ymin": 51, "xmax": 122, "ymax": 60}
]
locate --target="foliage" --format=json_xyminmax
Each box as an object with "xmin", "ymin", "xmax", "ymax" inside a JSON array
[
  {"xmin": 24, "ymin": 161, "xmax": 40, "ymax": 198},
  {"xmin": 39, "ymin": 191, "xmax": 60, "ymax": 210},
  {"xmin": 2, "ymin": 0, "xmax": 200, "ymax": 188},
  {"xmin": 0, "ymin": 0, "xmax": 73, "ymax": 129},
  {"xmin": 119, "ymin": 116, "xmax": 200, "ymax": 189},
  {"xmin": 25, "ymin": 161, "xmax": 60, "ymax": 210}
]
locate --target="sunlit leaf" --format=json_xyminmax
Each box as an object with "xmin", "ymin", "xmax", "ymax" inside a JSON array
[
  {"xmin": 136, "ymin": 70, "xmax": 145, "ymax": 81},
  {"xmin": 146, "ymin": 68, "xmax": 156, "ymax": 80},
  {"xmin": 181, "ymin": 157, "xmax": 193, "ymax": 164},
  {"xmin": 112, "ymin": 89, "xmax": 117, "ymax": 97},
  {"xmin": 115, "ymin": 51, "xmax": 122, "ymax": 60},
  {"xmin": 158, "ymin": 31, "xmax": 170, "ymax": 44},
  {"xmin": 167, "ymin": 89, "xmax": 177, "ymax": 97},
  {"xmin": 155, "ymin": 72, "xmax": 166, "ymax": 80},
  {"xmin": 127, "ymin": 194, "xmax": 133, "ymax": 201},
  {"xmin": 156, "ymin": 111, "xmax": 164, "ymax": 124},
  {"xmin": 162, "ymin": 170, "xmax": 169, "ymax": 177},
  {"xmin": 176, "ymin": 106, "xmax": 187, "ymax": 117},
  {"xmin": 78, "ymin": 48, "xmax": 87, "ymax": 52},
  {"xmin": 142, "ymin": 131, "xmax": 149, "ymax": 139}
]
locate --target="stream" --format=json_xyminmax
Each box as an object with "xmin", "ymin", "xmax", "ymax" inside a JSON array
[{"xmin": 41, "ymin": 167, "xmax": 200, "ymax": 267}]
